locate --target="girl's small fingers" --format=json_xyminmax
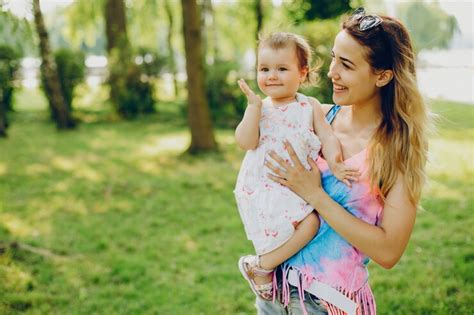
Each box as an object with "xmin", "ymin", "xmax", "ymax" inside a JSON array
[
  {"xmin": 345, "ymin": 170, "xmax": 361, "ymax": 177},
  {"xmin": 346, "ymin": 167, "xmax": 360, "ymax": 173},
  {"xmin": 345, "ymin": 175, "xmax": 359, "ymax": 182},
  {"xmin": 342, "ymin": 179, "xmax": 352, "ymax": 187},
  {"xmin": 307, "ymin": 156, "xmax": 317, "ymax": 170}
]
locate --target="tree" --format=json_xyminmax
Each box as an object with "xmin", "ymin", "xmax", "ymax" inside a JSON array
[
  {"xmin": 104, "ymin": 0, "xmax": 155, "ymax": 118},
  {"xmin": 181, "ymin": 0, "xmax": 217, "ymax": 153},
  {"xmin": 33, "ymin": 0, "xmax": 76, "ymax": 129}
]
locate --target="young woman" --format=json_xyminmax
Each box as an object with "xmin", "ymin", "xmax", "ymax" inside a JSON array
[{"xmin": 257, "ymin": 8, "xmax": 431, "ymax": 315}]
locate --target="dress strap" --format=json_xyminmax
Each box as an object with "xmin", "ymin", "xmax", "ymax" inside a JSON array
[
  {"xmin": 296, "ymin": 93, "xmax": 309, "ymax": 104},
  {"xmin": 325, "ymin": 105, "xmax": 341, "ymax": 125}
]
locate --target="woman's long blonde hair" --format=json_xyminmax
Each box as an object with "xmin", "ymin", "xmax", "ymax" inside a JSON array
[{"xmin": 343, "ymin": 16, "xmax": 432, "ymax": 205}]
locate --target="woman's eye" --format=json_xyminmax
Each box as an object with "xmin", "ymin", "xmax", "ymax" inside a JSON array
[{"xmin": 342, "ymin": 63, "xmax": 350, "ymax": 69}]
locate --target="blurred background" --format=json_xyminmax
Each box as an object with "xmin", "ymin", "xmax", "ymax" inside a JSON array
[{"xmin": 0, "ymin": 0, "xmax": 472, "ymax": 314}]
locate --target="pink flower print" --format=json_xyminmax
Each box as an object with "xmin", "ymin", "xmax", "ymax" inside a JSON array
[
  {"xmin": 280, "ymin": 106, "xmax": 289, "ymax": 112},
  {"xmin": 242, "ymin": 185, "xmax": 255, "ymax": 195},
  {"xmin": 264, "ymin": 229, "xmax": 279, "ymax": 237},
  {"xmin": 300, "ymin": 102, "xmax": 307, "ymax": 107}
]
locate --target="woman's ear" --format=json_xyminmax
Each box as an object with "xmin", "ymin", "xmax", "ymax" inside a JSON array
[{"xmin": 376, "ymin": 70, "xmax": 394, "ymax": 87}]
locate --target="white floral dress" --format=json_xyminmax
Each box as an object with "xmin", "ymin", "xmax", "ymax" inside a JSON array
[{"xmin": 234, "ymin": 93, "xmax": 321, "ymax": 255}]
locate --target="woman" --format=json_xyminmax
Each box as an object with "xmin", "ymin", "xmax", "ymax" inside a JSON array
[{"xmin": 256, "ymin": 8, "xmax": 431, "ymax": 315}]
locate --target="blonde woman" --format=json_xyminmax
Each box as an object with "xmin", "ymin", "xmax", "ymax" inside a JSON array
[{"xmin": 258, "ymin": 8, "xmax": 431, "ymax": 315}]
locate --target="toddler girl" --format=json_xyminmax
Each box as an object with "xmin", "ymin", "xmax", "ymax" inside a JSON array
[{"xmin": 234, "ymin": 32, "xmax": 359, "ymax": 300}]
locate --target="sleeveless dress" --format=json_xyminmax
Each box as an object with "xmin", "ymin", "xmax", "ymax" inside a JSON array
[
  {"xmin": 278, "ymin": 105, "xmax": 383, "ymax": 315},
  {"xmin": 234, "ymin": 93, "xmax": 321, "ymax": 255}
]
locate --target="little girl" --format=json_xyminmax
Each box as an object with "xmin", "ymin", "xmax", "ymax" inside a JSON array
[{"xmin": 234, "ymin": 32, "xmax": 359, "ymax": 300}]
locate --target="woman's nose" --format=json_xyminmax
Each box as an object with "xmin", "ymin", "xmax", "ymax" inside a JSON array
[{"xmin": 327, "ymin": 65, "xmax": 339, "ymax": 80}]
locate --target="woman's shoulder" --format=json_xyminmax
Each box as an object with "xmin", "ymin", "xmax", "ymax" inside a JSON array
[{"xmin": 321, "ymin": 104, "xmax": 336, "ymax": 116}]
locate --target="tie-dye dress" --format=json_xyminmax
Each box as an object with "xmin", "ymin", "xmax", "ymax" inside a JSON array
[
  {"xmin": 234, "ymin": 93, "xmax": 321, "ymax": 255},
  {"xmin": 278, "ymin": 105, "xmax": 383, "ymax": 315}
]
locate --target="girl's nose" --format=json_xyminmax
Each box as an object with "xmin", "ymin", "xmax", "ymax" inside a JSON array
[{"xmin": 268, "ymin": 70, "xmax": 278, "ymax": 79}]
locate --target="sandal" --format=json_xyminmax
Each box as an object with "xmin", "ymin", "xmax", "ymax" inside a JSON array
[{"xmin": 238, "ymin": 255, "xmax": 274, "ymax": 300}]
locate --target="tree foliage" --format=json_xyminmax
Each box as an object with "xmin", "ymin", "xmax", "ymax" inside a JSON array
[
  {"xmin": 398, "ymin": 2, "xmax": 459, "ymax": 53},
  {"xmin": 285, "ymin": 0, "xmax": 352, "ymax": 24},
  {"xmin": 0, "ymin": 10, "xmax": 34, "ymax": 56}
]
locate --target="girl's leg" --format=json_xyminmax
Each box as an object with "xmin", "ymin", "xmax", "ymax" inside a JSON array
[{"xmin": 254, "ymin": 212, "xmax": 320, "ymax": 285}]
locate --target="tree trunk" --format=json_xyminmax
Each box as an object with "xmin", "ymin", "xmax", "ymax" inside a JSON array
[
  {"xmin": 33, "ymin": 0, "xmax": 75, "ymax": 129},
  {"xmin": 255, "ymin": 0, "xmax": 263, "ymax": 42},
  {"xmin": 164, "ymin": 0, "xmax": 179, "ymax": 98},
  {"xmin": 104, "ymin": 0, "xmax": 131, "ymax": 109},
  {"xmin": 0, "ymin": 99, "xmax": 7, "ymax": 137},
  {"xmin": 181, "ymin": 0, "xmax": 217, "ymax": 153}
]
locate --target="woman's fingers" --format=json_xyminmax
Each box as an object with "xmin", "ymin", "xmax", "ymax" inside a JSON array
[
  {"xmin": 268, "ymin": 151, "xmax": 289, "ymax": 170},
  {"xmin": 267, "ymin": 173, "xmax": 288, "ymax": 186},
  {"xmin": 265, "ymin": 160, "xmax": 286, "ymax": 178},
  {"xmin": 283, "ymin": 140, "xmax": 304, "ymax": 170}
]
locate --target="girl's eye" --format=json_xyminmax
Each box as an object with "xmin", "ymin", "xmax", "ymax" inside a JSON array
[
  {"xmin": 279, "ymin": 68, "xmax": 287, "ymax": 71},
  {"xmin": 260, "ymin": 67, "xmax": 269, "ymax": 72}
]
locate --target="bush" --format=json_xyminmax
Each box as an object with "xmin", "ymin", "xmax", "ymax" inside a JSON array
[
  {"xmin": 0, "ymin": 45, "xmax": 21, "ymax": 111},
  {"xmin": 206, "ymin": 59, "xmax": 247, "ymax": 127},
  {"xmin": 54, "ymin": 48, "xmax": 85, "ymax": 110},
  {"xmin": 113, "ymin": 63, "xmax": 155, "ymax": 118},
  {"xmin": 0, "ymin": 45, "xmax": 21, "ymax": 136}
]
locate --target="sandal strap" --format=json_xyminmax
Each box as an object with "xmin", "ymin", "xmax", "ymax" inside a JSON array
[{"xmin": 248, "ymin": 255, "xmax": 274, "ymax": 277}]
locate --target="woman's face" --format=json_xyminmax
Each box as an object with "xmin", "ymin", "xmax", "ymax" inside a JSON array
[{"xmin": 328, "ymin": 30, "xmax": 381, "ymax": 106}]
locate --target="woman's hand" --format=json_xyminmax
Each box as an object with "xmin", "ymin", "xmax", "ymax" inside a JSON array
[{"xmin": 265, "ymin": 140, "xmax": 325, "ymax": 206}]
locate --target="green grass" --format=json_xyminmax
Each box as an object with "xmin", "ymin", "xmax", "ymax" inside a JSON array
[{"xmin": 1, "ymin": 90, "xmax": 473, "ymax": 314}]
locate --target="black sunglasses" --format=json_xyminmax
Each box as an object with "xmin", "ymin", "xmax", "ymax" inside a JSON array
[{"xmin": 350, "ymin": 7, "xmax": 383, "ymax": 31}]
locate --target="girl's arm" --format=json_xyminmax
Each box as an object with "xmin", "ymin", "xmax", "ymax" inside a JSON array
[
  {"xmin": 309, "ymin": 98, "xmax": 359, "ymax": 186},
  {"xmin": 235, "ymin": 79, "xmax": 262, "ymax": 150},
  {"xmin": 266, "ymin": 143, "xmax": 416, "ymax": 269}
]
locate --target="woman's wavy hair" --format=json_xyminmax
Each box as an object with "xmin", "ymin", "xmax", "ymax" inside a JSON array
[{"xmin": 342, "ymin": 15, "xmax": 432, "ymax": 205}]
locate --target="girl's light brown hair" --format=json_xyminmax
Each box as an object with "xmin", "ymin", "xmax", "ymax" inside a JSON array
[
  {"xmin": 342, "ymin": 15, "xmax": 432, "ymax": 205},
  {"xmin": 258, "ymin": 32, "xmax": 320, "ymax": 87}
]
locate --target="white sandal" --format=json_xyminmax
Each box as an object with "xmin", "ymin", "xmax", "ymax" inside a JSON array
[{"xmin": 238, "ymin": 255, "xmax": 274, "ymax": 300}]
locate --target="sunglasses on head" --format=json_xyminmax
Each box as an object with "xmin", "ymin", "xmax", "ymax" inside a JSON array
[{"xmin": 350, "ymin": 7, "xmax": 383, "ymax": 31}]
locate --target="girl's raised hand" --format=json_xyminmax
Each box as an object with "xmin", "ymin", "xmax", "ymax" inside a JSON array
[{"xmin": 238, "ymin": 79, "xmax": 262, "ymax": 108}]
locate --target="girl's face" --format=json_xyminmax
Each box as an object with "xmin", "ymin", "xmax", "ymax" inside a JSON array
[
  {"xmin": 328, "ymin": 30, "xmax": 381, "ymax": 106},
  {"xmin": 257, "ymin": 45, "xmax": 307, "ymax": 105}
]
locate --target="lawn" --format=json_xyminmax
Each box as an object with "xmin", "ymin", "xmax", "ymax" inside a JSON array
[{"xmin": 0, "ymin": 88, "xmax": 473, "ymax": 314}]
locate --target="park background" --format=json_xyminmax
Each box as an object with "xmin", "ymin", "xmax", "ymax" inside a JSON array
[{"xmin": 0, "ymin": 0, "xmax": 472, "ymax": 314}]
